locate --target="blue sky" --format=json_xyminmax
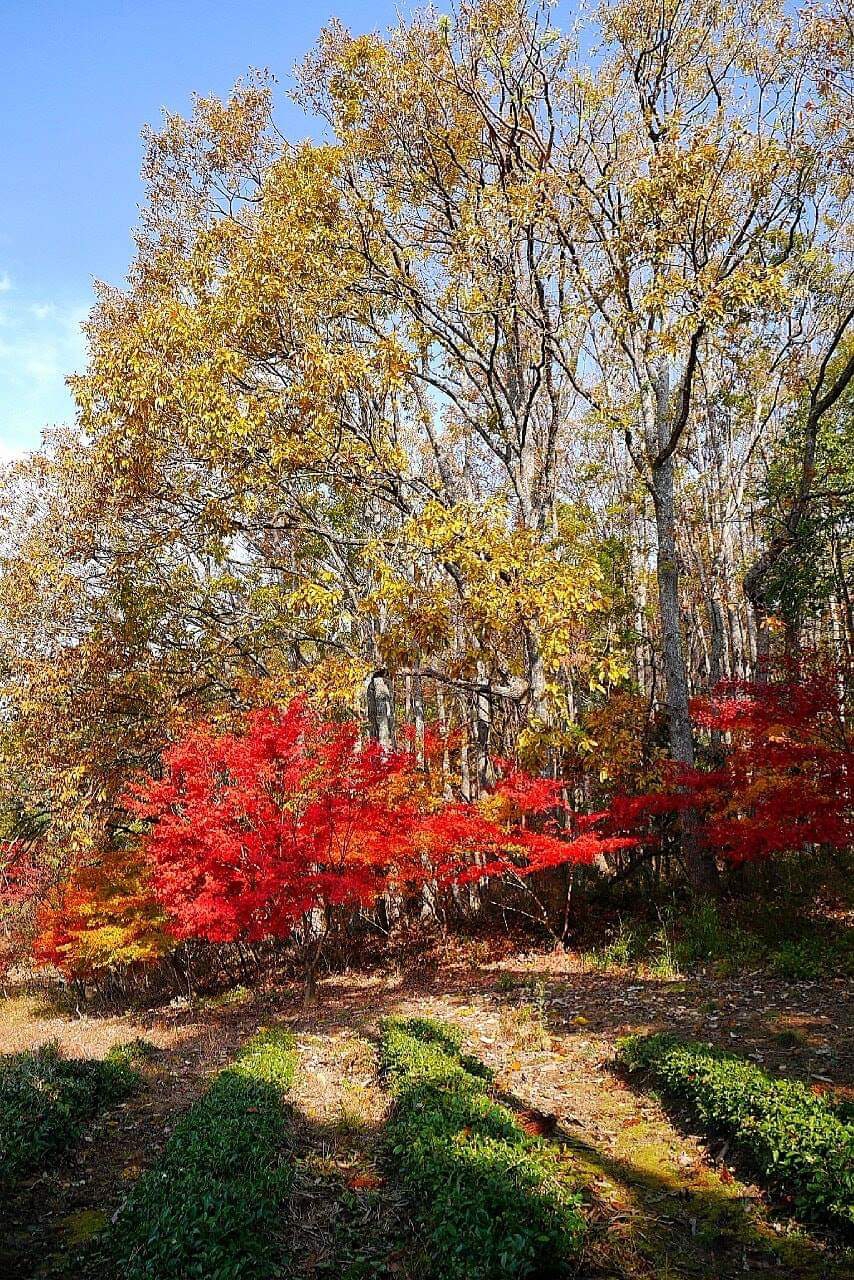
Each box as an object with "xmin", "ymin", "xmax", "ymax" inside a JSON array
[{"xmin": 0, "ymin": 0, "xmax": 398, "ymax": 457}]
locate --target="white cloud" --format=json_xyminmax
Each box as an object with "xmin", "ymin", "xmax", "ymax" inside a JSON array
[
  {"xmin": 0, "ymin": 439, "xmax": 27, "ymax": 464},
  {"xmin": 0, "ymin": 273, "xmax": 11, "ymax": 294},
  {"xmin": 0, "ymin": 293, "xmax": 90, "ymax": 453}
]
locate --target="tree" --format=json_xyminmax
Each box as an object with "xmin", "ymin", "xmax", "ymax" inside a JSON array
[
  {"xmin": 129, "ymin": 698, "xmax": 629, "ymax": 996},
  {"xmin": 1, "ymin": 0, "xmax": 849, "ymax": 953},
  {"xmin": 744, "ymin": 337, "xmax": 854, "ymax": 670},
  {"xmin": 33, "ymin": 848, "xmax": 169, "ymax": 984},
  {"xmin": 540, "ymin": 0, "xmax": 848, "ymax": 886},
  {"xmin": 301, "ymin": 0, "xmax": 852, "ymax": 888},
  {"xmin": 740, "ymin": 0, "xmax": 854, "ymax": 666},
  {"xmin": 613, "ymin": 661, "xmax": 854, "ymax": 869},
  {"xmin": 688, "ymin": 664, "xmax": 853, "ymax": 864}
]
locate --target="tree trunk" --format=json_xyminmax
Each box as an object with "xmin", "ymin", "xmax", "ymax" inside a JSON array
[
  {"xmin": 474, "ymin": 661, "xmax": 494, "ymax": 791},
  {"xmin": 708, "ymin": 598, "xmax": 724, "ymax": 688},
  {"xmin": 302, "ymin": 929, "xmax": 325, "ymax": 1008},
  {"xmin": 651, "ymin": 457, "xmax": 694, "ymax": 767},
  {"xmin": 366, "ymin": 668, "xmax": 396, "ymax": 751},
  {"xmin": 648, "ymin": 359, "xmax": 718, "ymax": 895},
  {"xmin": 412, "ymin": 667, "xmax": 425, "ymax": 767},
  {"xmin": 523, "ymin": 625, "xmax": 549, "ymax": 726},
  {"xmin": 436, "ymin": 685, "xmax": 453, "ymax": 800},
  {"xmin": 459, "ymin": 718, "xmax": 472, "ymax": 801},
  {"xmin": 743, "ymin": 567, "xmax": 772, "ymax": 681}
]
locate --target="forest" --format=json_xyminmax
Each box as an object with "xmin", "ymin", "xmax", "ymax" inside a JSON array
[{"xmin": 0, "ymin": 1, "xmax": 851, "ymax": 1277}]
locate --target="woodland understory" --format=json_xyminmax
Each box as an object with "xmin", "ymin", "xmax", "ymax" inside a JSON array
[
  {"xmin": 0, "ymin": 0, "xmax": 852, "ymax": 1275},
  {"xmin": 1, "ymin": 915, "xmax": 852, "ymax": 1280}
]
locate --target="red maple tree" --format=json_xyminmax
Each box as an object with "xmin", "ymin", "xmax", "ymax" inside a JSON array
[
  {"xmin": 687, "ymin": 666, "xmax": 853, "ymax": 863},
  {"xmin": 611, "ymin": 663, "xmax": 853, "ymax": 867},
  {"xmin": 128, "ymin": 699, "xmax": 630, "ymax": 983},
  {"xmin": 0, "ymin": 842, "xmax": 51, "ymax": 975}
]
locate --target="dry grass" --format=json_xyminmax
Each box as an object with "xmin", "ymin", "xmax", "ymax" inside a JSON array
[
  {"xmin": 497, "ymin": 999, "xmax": 552, "ymax": 1051},
  {"xmin": 0, "ymin": 994, "xmax": 167, "ymax": 1058}
]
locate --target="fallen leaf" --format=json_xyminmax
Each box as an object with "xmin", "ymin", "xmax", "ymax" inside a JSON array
[{"xmin": 347, "ymin": 1171, "xmax": 384, "ymax": 1190}]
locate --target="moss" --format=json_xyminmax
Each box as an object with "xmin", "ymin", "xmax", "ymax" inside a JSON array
[
  {"xmin": 62, "ymin": 1208, "xmax": 108, "ymax": 1246},
  {"xmin": 560, "ymin": 1055, "xmax": 841, "ymax": 1279},
  {"xmin": 618, "ymin": 1033, "xmax": 853, "ymax": 1228}
]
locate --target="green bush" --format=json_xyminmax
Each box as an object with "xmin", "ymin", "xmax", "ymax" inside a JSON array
[
  {"xmin": 380, "ymin": 1015, "xmax": 584, "ymax": 1279},
  {"xmin": 580, "ymin": 904, "xmax": 769, "ymax": 977},
  {"xmin": 583, "ymin": 918, "xmax": 649, "ymax": 972},
  {"xmin": 0, "ymin": 1039, "xmax": 147, "ymax": 1188},
  {"xmin": 617, "ymin": 1032, "xmax": 854, "ymax": 1229},
  {"xmin": 669, "ymin": 901, "xmax": 763, "ymax": 973},
  {"xmin": 101, "ymin": 1027, "xmax": 297, "ymax": 1280},
  {"xmin": 769, "ymin": 938, "xmax": 827, "ymax": 982},
  {"xmin": 97, "ymin": 1038, "xmax": 157, "ymax": 1099}
]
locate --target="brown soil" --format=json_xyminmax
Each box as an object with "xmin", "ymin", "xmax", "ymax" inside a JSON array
[{"xmin": 0, "ymin": 944, "xmax": 851, "ymax": 1279}]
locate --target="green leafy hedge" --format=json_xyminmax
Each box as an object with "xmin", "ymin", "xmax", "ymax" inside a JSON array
[
  {"xmin": 617, "ymin": 1032, "xmax": 854, "ymax": 1229},
  {"xmin": 380, "ymin": 1016, "xmax": 584, "ymax": 1279},
  {"xmin": 0, "ymin": 1038, "xmax": 149, "ymax": 1188},
  {"xmin": 101, "ymin": 1027, "xmax": 297, "ymax": 1280}
]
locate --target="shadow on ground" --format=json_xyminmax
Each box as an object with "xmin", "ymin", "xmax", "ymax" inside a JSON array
[{"xmin": 1, "ymin": 957, "xmax": 851, "ymax": 1280}]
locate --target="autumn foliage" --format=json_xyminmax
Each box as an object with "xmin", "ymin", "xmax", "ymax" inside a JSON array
[
  {"xmin": 7, "ymin": 663, "xmax": 849, "ymax": 986},
  {"xmin": 11, "ymin": 667, "xmax": 851, "ymax": 983},
  {"xmin": 126, "ymin": 699, "xmax": 626, "ymax": 953},
  {"xmin": 611, "ymin": 666, "xmax": 854, "ymax": 867},
  {"xmin": 0, "ymin": 844, "xmax": 52, "ymax": 975},
  {"xmin": 33, "ymin": 848, "xmax": 168, "ymax": 979},
  {"xmin": 0, "ymin": 1, "xmax": 850, "ymax": 994},
  {"xmin": 686, "ymin": 668, "xmax": 853, "ymax": 864}
]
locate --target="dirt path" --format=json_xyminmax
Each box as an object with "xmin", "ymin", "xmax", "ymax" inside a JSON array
[
  {"xmin": 283, "ymin": 1029, "xmax": 430, "ymax": 1279},
  {"xmin": 1, "ymin": 952, "xmax": 851, "ymax": 1279}
]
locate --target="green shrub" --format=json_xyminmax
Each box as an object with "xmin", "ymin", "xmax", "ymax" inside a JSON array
[
  {"xmin": 617, "ymin": 1032, "xmax": 854, "ymax": 1229},
  {"xmin": 582, "ymin": 905, "xmax": 769, "ymax": 977},
  {"xmin": 833, "ymin": 1096, "xmax": 854, "ymax": 1125},
  {"xmin": 583, "ymin": 918, "xmax": 648, "ymax": 971},
  {"xmin": 96, "ymin": 1038, "xmax": 156, "ymax": 1100},
  {"xmin": 101, "ymin": 1027, "xmax": 297, "ymax": 1279},
  {"xmin": 769, "ymin": 938, "xmax": 826, "ymax": 982},
  {"xmin": 0, "ymin": 1039, "xmax": 147, "ymax": 1188},
  {"xmin": 380, "ymin": 1016, "xmax": 584, "ymax": 1279},
  {"xmin": 670, "ymin": 901, "xmax": 763, "ymax": 973}
]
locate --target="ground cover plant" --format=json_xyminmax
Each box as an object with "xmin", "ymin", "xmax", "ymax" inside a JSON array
[
  {"xmin": 617, "ymin": 1032, "xmax": 854, "ymax": 1230},
  {"xmin": 581, "ymin": 902, "xmax": 854, "ymax": 983},
  {"xmin": 98, "ymin": 1027, "xmax": 297, "ymax": 1280},
  {"xmin": 380, "ymin": 1015, "xmax": 585, "ymax": 1279},
  {"xmin": 0, "ymin": 1039, "xmax": 148, "ymax": 1189}
]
